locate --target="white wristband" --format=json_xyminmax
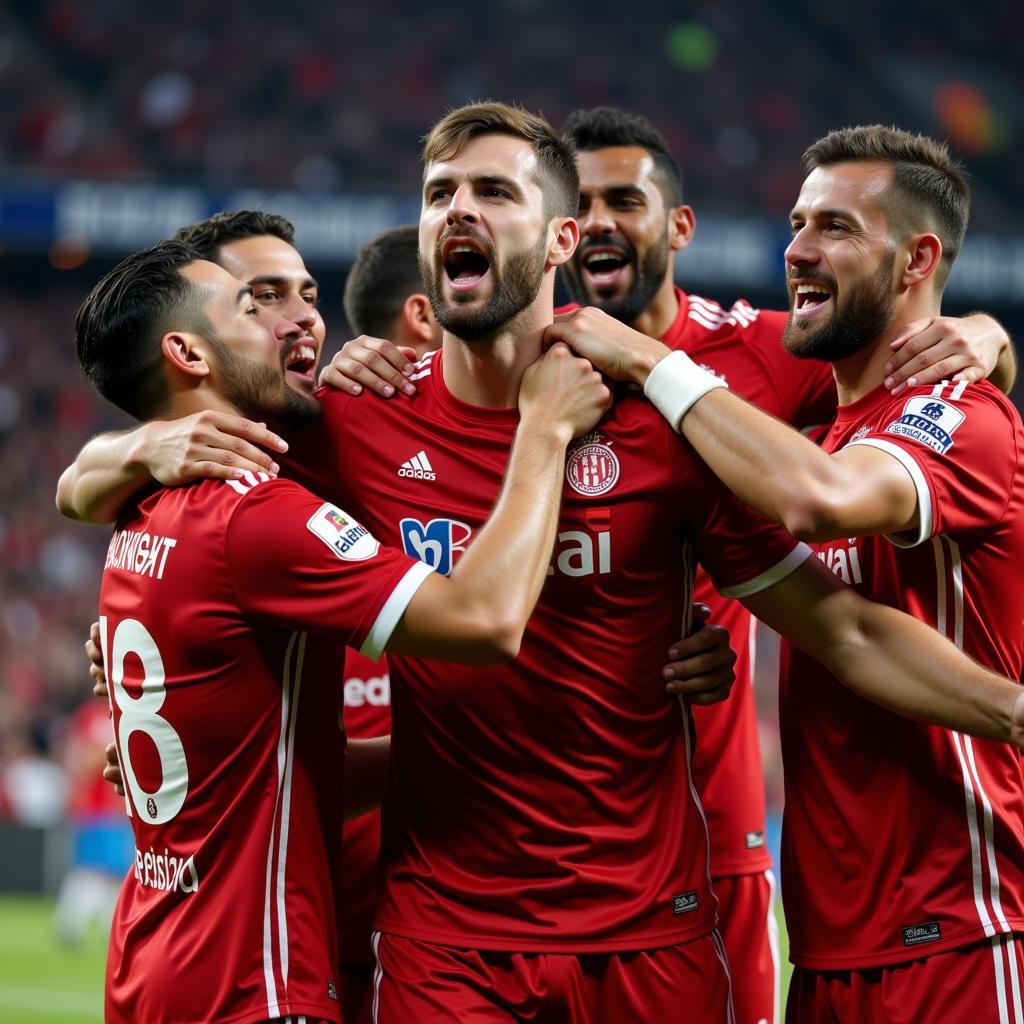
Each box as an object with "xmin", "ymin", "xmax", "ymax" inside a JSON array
[{"xmin": 643, "ymin": 351, "xmax": 728, "ymax": 431}]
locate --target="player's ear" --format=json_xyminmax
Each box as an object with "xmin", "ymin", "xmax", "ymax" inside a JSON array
[
  {"xmin": 403, "ymin": 293, "xmax": 438, "ymax": 346},
  {"xmin": 162, "ymin": 331, "xmax": 212, "ymax": 379},
  {"xmin": 546, "ymin": 217, "xmax": 580, "ymax": 270},
  {"xmin": 900, "ymin": 233, "xmax": 942, "ymax": 289},
  {"xmin": 668, "ymin": 204, "xmax": 696, "ymax": 253}
]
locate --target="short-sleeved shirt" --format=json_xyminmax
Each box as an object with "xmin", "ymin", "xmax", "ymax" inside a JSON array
[
  {"xmin": 286, "ymin": 347, "xmax": 810, "ymax": 952},
  {"xmin": 100, "ymin": 473, "xmax": 431, "ymax": 1024},
  {"xmin": 780, "ymin": 379, "xmax": 1024, "ymax": 969},
  {"xmin": 560, "ymin": 289, "xmax": 837, "ymax": 875}
]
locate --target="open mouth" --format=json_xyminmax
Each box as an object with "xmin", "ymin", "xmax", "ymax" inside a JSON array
[
  {"xmin": 791, "ymin": 281, "xmax": 833, "ymax": 318},
  {"xmin": 442, "ymin": 237, "xmax": 491, "ymax": 292},
  {"xmin": 283, "ymin": 343, "xmax": 318, "ymax": 387},
  {"xmin": 579, "ymin": 246, "xmax": 631, "ymax": 290}
]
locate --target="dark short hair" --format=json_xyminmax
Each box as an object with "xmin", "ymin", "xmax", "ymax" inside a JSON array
[
  {"xmin": 75, "ymin": 239, "xmax": 208, "ymax": 419},
  {"xmin": 422, "ymin": 101, "xmax": 579, "ymax": 219},
  {"xmin": 344, "ymin": 225, "xmax": 423, "ymax": 338},
  {"xmin": 174, "ymin": 209, "xmax": 296, "ymax": 264},
  {"xmin": 802, "ymin": 125, "xmax": 970, "ymax": 291},
  {"xmin": 562, "ymin": 106, "xmax": 683, "ymax": 206}
]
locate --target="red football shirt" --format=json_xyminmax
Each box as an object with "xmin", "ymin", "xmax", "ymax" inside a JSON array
[
  {"xmin": 780, "ymin": 380, "xmax": 1024, "ymax": 968},
  {"xmin": 561, "ymin": 288, "xmax": 836, "ymax": 875},
  {"xmin": 336, "ymin": 650, "xmax": 390, "ymax": 967},
  {"xmin": 286, "ymin": 348, "xmax": 810, "ymax": 952},
  {"xmin": 99, "ymin": 473, "xmax": 431, "ymax": 1024}
]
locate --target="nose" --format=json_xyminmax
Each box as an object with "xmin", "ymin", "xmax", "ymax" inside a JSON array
[
  {"xmin": 281, "ymin": 295, "xmax": 317, "ymax": 332},
  {"xmin": 579, "ymin": 198, "xmax": 616, "ymax": 237},
  {"xmin": 446, "ymin": 184, "xmax": 479, "ymax": 228},
  {"xmin": 270, "ymin": 312, "xmax": 304, "ymax": 341},
  {"xmin": 785, "ymin": 226, "xmax": 819, "ymax": 271}
]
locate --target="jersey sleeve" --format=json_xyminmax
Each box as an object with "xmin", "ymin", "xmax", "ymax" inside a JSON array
[
  {"xmin": 669, "ymin": 431, "xmax": 812, "ymax": 597},
  {"xmin": 224, "ymin": 477, "xmax": 433, "ymax": 659},
  {"xmin": 279, "ymin": 387, "xmax": 356, "ymax": 507},
  {"xmin": 845, "ymin": 381, "xmax": 1022, "ymax": 547},
  {"xmin": 739, "ymin": 306, "xmax": 838, "ymax": 430}
]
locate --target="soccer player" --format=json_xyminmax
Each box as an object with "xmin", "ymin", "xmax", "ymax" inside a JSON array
[
  {"xmin": 325, "ymin": 107, "xmax": 1015, "ymax": 1024},
  {"xmin": 547, "ymin": 124, "xmax": 1024, "ymax": 1022},
  {"xmin": 60, "ymin": 105, "xmax": 1024, "ymax": 1023},
  {"xmin": 73, "ymin": 237, "xmax": 610, "ymax": 1024}
]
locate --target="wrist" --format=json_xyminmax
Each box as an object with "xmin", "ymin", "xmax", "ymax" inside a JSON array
[
  {"xmin": 628, "ymin": 339, "xmax": 672, "ymax": 388},
  {"xmin": 643, "ymin": 350, "xmax": 728, "ymax": 431},
  {"xmin": 517, "ymin": 410, "xmax": 573, "ymax": 450}
]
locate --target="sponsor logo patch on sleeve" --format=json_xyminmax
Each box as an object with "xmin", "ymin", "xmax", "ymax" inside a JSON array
[
  {"xmin": 307, "ymin": 503, "xmax": 380, "ymax": 561},
  {"xmin": 883, "ymin": 396, "xmax": 965, "ymax": 454}
]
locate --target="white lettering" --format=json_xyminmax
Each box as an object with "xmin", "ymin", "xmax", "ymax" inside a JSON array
[
  {"xmin": 344, "ymin": 674, "xmax": 391, "ymax": 707},
  {"xmin": 104, "ymin": 531, "xmax": 178, "ymax": 580},
  {"xmin": 546, "ymin": 529, "xmax": 612, "ymax": 578}
]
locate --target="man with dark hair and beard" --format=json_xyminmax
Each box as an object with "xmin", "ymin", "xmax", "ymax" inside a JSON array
[{"xmin": 549, "ymin": 124, "xmax": 1024, "ymax": 1023}]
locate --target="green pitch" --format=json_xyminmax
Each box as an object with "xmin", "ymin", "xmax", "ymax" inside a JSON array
[
  {"xmin": 0, "ymin": 894, "xmax": 791, "ymax": 1022},
  {"xmin": 0, "ymin": 897, "xmax": 105, "ymax": 1024}
]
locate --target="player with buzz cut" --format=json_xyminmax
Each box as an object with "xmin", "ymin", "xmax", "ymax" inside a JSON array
[
  {"xmin": 72, "ymin": 237, "xmax": 611, "ymax": 1024},
  {"xmin": 325, "ymin": 106, "xmax": 1016, "ymax": 1024},
  {"xmin": 548, "ymin": 124, "xmax": 1024, "ymax": 1022},
  {"xmin": 59, "ymin": 103, "xmax": 1024, "ymax": 1023}
]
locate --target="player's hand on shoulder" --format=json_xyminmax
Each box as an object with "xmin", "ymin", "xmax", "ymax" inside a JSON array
[
  {"xmin": 884, "ymin": 314, "xmax": 1009, "ymax": 394},
  {"xmin": 662, "ymin": 606, "xmax": 737, "ymax": 705},
  {"xmin": 317, "ymin": 335, "xmax": 419, "ymax": 398},
  {"xmin": 519, "ymin": 342, "xmax": 611, "ymax": 441},
  {"xmin": 131, "ymin": 412, "xmax": 287, "ymax": 485},
  {"xmin": 544, "ymin": 306, "xmax": 669, "ymax": 385},
  {"xmin": 87, "ymin": 621, "xmax": 107, "ymax": 699},
  {"xmin": 102, "ymin": 741, "xmax": 125, "ymax": 797}
]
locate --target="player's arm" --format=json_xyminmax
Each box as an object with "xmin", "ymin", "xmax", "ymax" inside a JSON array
[
  {"xmin": 384, "ymin": 344, "xmax": 610, "ymax": 662},
  {"xmin": 545, "ymin": 307, "xmax": 918, "ymax": 542},
  {"xmin": 344, "ymin": 736, "xmax": 390, "ymax": 819},
  {"xmin": 55, "ymin": 413, "xmax": 288, "ymax": 524},
  {"xmin": 885, "ymin": 313, "xmax": 1016, "ymax": 395},
  {"xmin": 719, "ymin": 557, "xmax": 1024, "ymax": 745}
]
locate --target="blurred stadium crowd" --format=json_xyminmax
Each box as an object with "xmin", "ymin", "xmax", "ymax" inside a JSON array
[{"xmin": 0, "ymin": 0, "xmax": 1017, "ymax": 833}]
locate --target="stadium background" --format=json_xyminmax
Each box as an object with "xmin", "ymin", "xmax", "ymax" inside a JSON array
[{"xmin": 0, "ymin": 1, "xmax": 1021, "ymax": 1020}]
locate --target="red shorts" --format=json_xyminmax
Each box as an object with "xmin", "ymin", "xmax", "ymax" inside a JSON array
[
  {"xmin": 371, "ymin": 930, "xmax": 735, "ymax": 1023},
  {"xmin": 337, "ymin": 962, "xmax": 374, "ymax": 1024},
  {"xmin": 714, "ymin": 869, "xmax": 780, "ymax": 1024},
  {"xmin": 787, "ymin": 935, "xmax": 1024, "ymax": 1023}
]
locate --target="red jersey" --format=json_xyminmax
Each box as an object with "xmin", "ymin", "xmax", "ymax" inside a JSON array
[
  {"xmin": 561, "ymin": 288, "xmax": 836, "ymax": 875},
  {"xmin": 780, "ymin": 379, "xmax": 1024, "ymax": 969},
  {"xmin": 99, "ymin": 473, "xmax": 431, "ymax": 1024},
  {"xmin": 66, "ymin": 700, "xmax": 122, "ymax": 818},
  {"xmin": 336, "ymin": 650, "xmax": 390, "ymax": 966},
  {"xmin": 286, "ymin": 348, "xmax": 810, "ymax": 952}
]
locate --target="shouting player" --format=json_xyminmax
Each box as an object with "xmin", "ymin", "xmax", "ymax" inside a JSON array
[
  {"xmin": 61, "ymin": 105, "xmax": 1024, "ymax": 1023},
  {"xmin": 72, "ymin": 237, "xmax": 610, "ymax": 1024},
  {"xmin": 326, "ymin": 106, "xmax": 1015, "ymax": 1024},
  {"xmin": 548, "ymin": 125, "xmax": 1024, "ymax": 1023}
]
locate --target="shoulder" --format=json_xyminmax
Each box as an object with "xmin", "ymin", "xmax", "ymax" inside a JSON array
[{"xmin": 684, "ymin": 293, "xmax": 787, "ymax": 340}]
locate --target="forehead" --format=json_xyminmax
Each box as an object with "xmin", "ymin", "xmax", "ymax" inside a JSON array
[
  {"xmin": 424, "ymin": 133, "xmax": 541, "ymax": 192},
  {"xmin": 217, "ymin": 234, "xmax": 311, "ymax": 282},
  {"xmin": 577, "ymin": 146, "xmax": 658, "ymax": 191},
  {"xmin": 794, "ymin": 162, "xmax": 894, "ymax": 221}
]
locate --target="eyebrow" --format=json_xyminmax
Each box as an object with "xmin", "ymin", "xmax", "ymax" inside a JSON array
[
  {"xmin": 790, "ymin": 207, "xmax": 858, "ymax": 223},
  {"xmin": 248, "ymin": 274, "xmax": 319, "ymax": 292},
  {"xmin": 424, "ymin": 173, "xmax": 524, "ymax": 199}
]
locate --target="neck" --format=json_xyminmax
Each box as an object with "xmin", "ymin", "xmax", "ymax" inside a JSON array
[
  {"xmin": 440, "ymin": 284, "xmax": 554, "ymax": 409},
  {"xmin": 832, "ymin": 293, "xmax": 941, "ymax": 405},
  {"xmin": 627, "ymin": 272, "xmax": 679, "ymax": 340}
]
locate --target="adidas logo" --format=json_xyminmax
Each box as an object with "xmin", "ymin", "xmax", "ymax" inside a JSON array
[{"xmin": 398, "ymin": 450, "xmax": 436, "ymax": 481}]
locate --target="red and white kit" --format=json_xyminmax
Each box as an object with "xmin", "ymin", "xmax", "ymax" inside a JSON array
[
  {"xmin": 286, "ymin": 348, "xmax": 808, "ymax": 1013},
  {"xmin": 99, "ymin": 474, "xmax": 431, "ymax": 1024},
  {"xmin": 781, "ymin": 381, "xmax": 1024, "ymax": 1007}
]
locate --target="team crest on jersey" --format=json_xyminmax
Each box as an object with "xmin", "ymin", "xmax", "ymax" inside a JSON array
[
  {"xmin": 566, "ymin": 432, "xmax": 620, "ymax": 497},
  {"xmin": 400, "ymin": 517, "xmax": 473, "ymax": 576},
  {"xmin": 884, "ymin": 396, "xmax": 965, "ymax": 454},
  {"xmin": 307, "ymin": 503, "xmax": 380, "ymax": 561}
]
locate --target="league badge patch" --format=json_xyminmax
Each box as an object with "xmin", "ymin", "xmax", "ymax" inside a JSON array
[
  {"xmin": 307, "ymin": 503, "xmax": 380, "ymax": 561},
  {"xmin": 884, "ymin": 396, "xmax": 965, "ymax": 455},
  {"xmin": 566, "ymin": 435, "xmax": 620, "ymax": 497}
]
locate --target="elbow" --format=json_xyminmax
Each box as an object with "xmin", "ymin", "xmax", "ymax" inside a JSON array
[
  {"xmin": 779, "ymin": 486, "xmax": 849, "ymax": 543},
  {"xmin": 456, "ymin": 609, "xmax": 525, "ymax": 666}
]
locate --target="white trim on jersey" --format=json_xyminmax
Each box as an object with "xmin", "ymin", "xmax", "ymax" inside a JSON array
[
  {"xmin": 718, "ymin": 543, "xmax": 812, "ymax": 599},
  {"xmin": 846, "ymin": 437, "xmax": 934, "ymax": 548},
  {"xmin": 764, "ymin": 869, "xmax": 782, "ymax": 1024},
  {"xmin": 371, "ymin": 930, "xmax": 384, "ymax": 1024},
  {"xmin": 261, "ymin": 631, "xmax": 306, "ymax": 1018},
  {"xmin": 709, "ymin": 928, "xmax": 738, "ymax": 1024},
  {"xmin": 408, "ymin": 350, "xmax": 437, "ymax": 382},
  {"xmin": 226, "ymin": 471, "xmax": 273, "ymax": 496},
  {"xmin": 359, "ymin": 560, "xmax": 435, "ymax": 660}
]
